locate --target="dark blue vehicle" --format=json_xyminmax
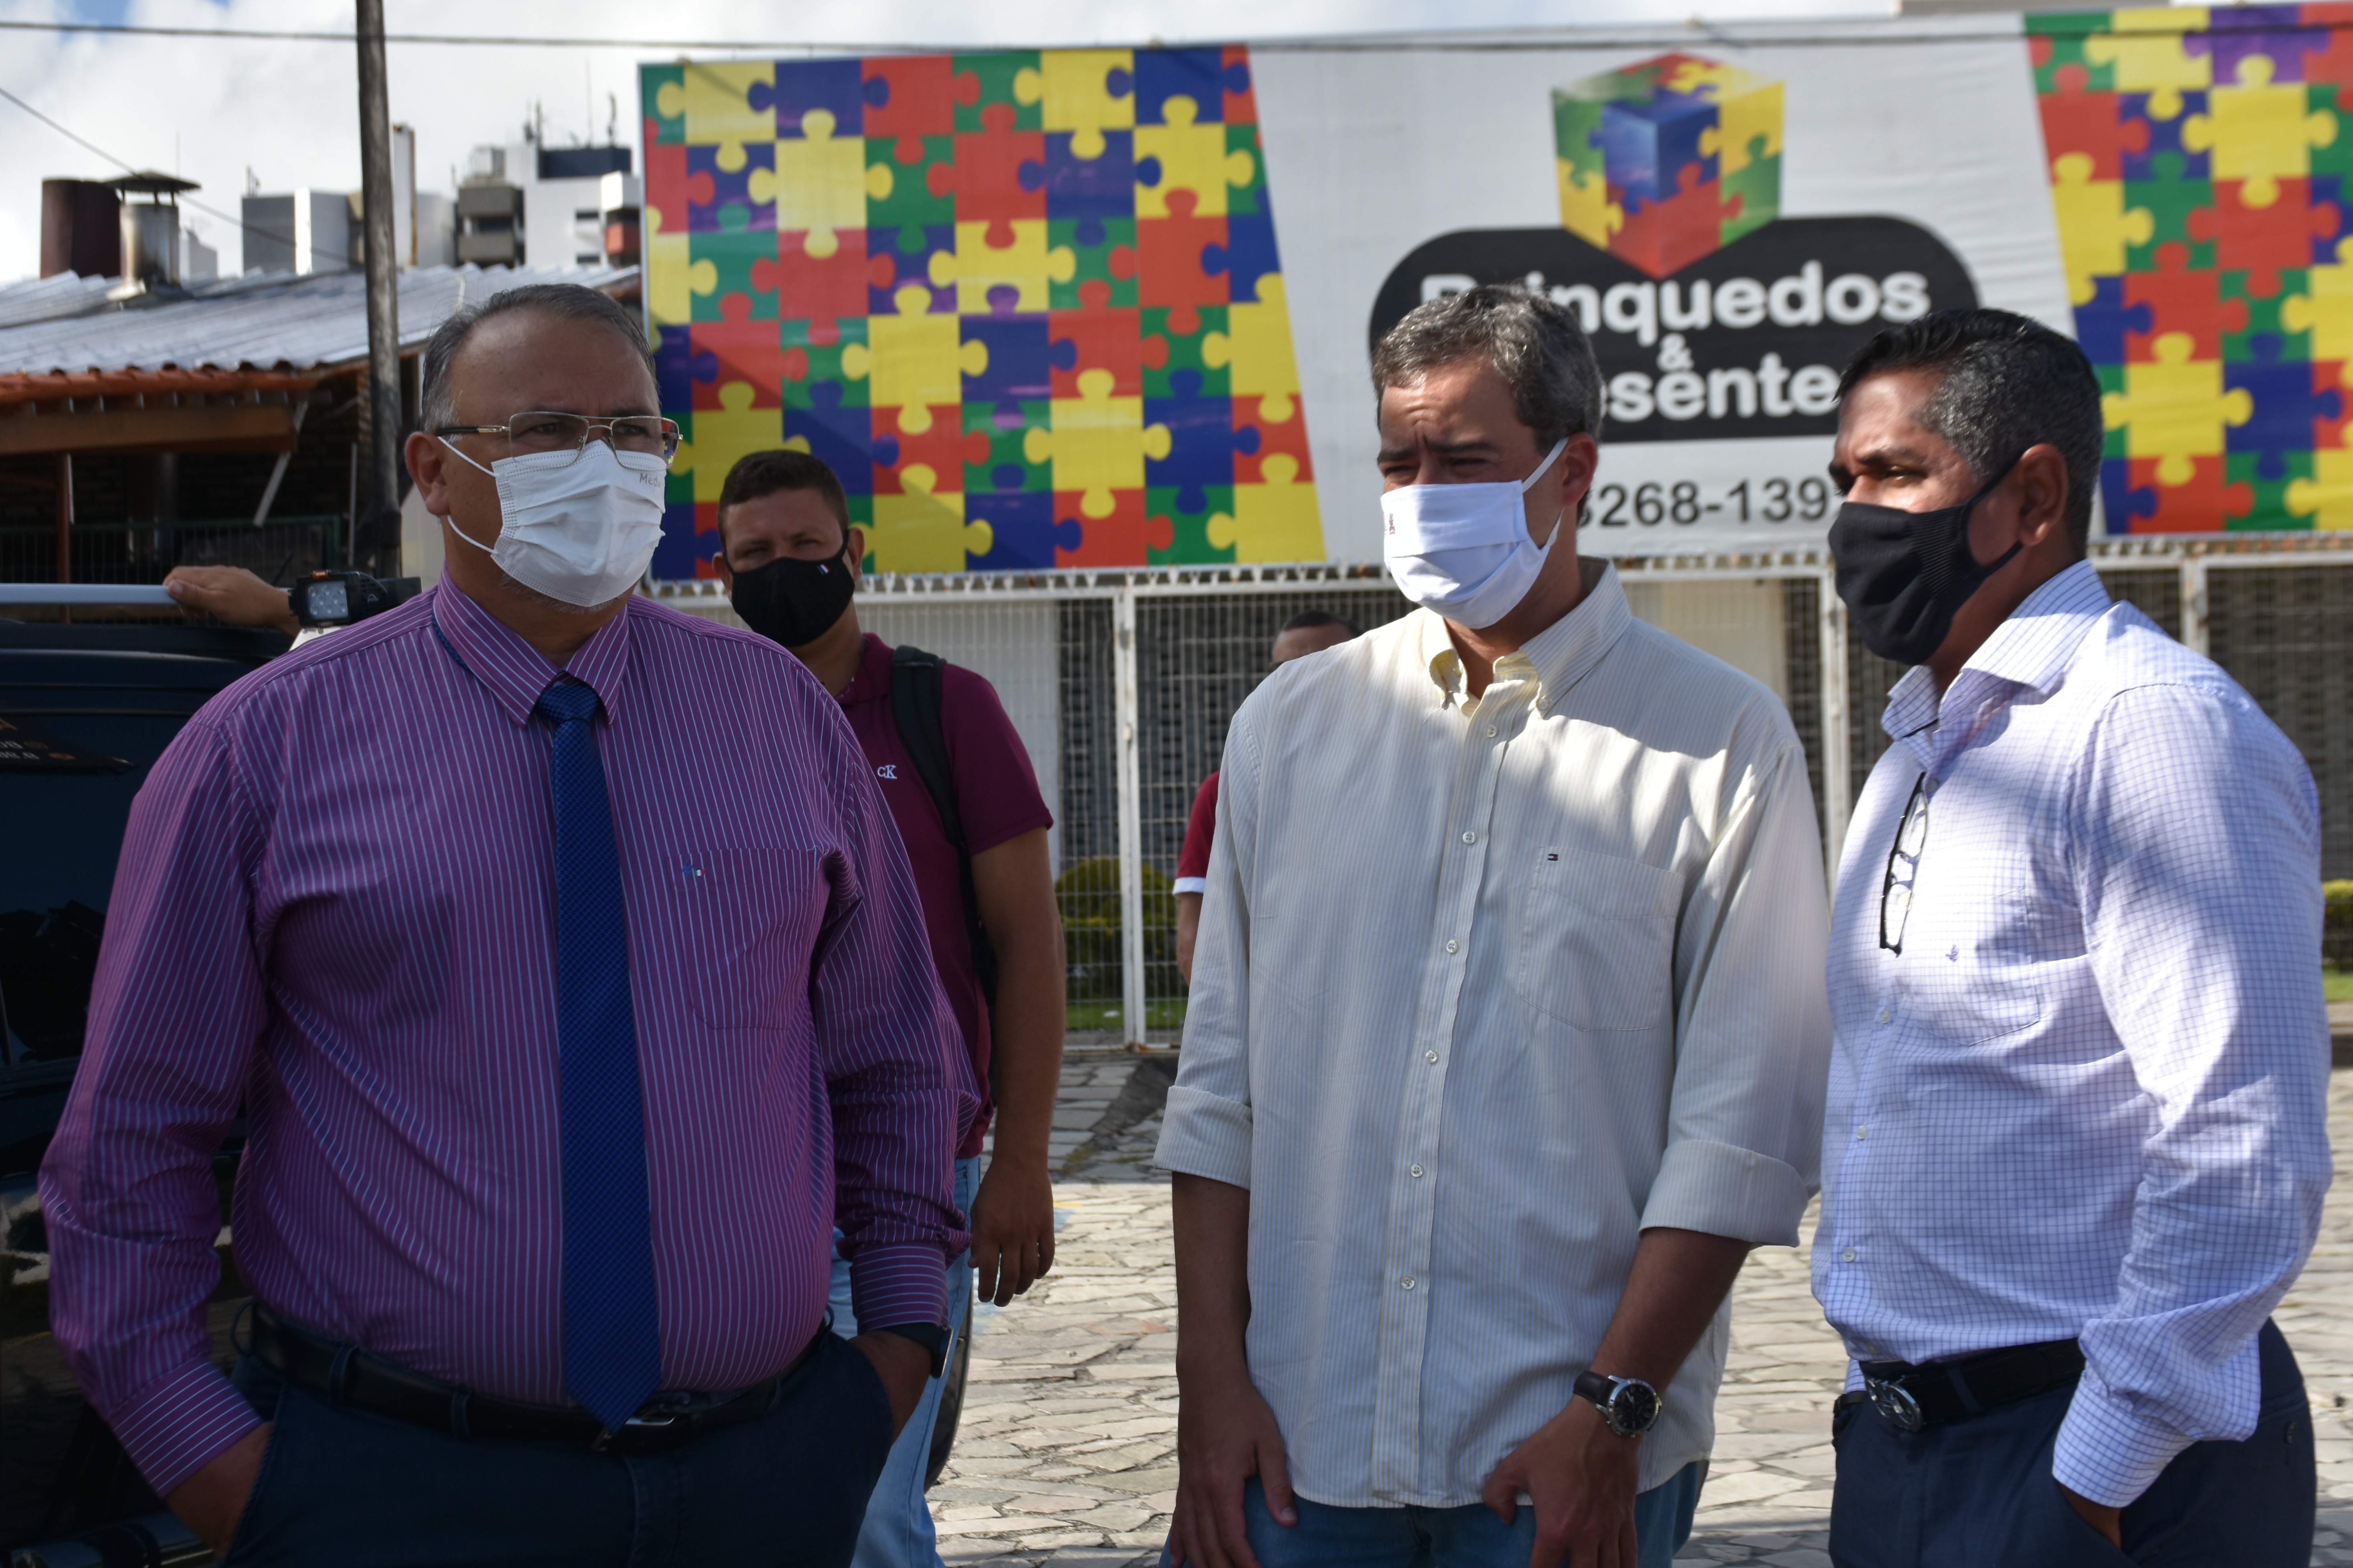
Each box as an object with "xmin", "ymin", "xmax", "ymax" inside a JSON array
[{"xmin": 1, "ymin": 619, "xmax": 285, "ymax": 1568}]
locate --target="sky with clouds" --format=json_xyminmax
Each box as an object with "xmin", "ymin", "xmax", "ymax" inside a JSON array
[{"xmin": 0, "ymin": 0, "xmax": 1904, "ymax": 283}]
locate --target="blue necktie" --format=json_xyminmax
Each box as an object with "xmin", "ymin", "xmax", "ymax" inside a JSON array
[{"xmin": 535, "ymin": 679, "xmax": 663, "ymax": 1432}]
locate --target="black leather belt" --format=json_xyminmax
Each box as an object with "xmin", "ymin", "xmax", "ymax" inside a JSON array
[
  {"xmin": 247, "ymin": 1302, "xmax": 805, "ymax": 1454},
  {"xmin": 1858, "ymin": 1338, "xmax": 2085, "ymax": 1431}
]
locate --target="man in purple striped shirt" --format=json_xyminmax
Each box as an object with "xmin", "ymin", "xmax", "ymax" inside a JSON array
[{"xmin": 37, "ymin": 284, "xmax": 973, "ymax": 1566}]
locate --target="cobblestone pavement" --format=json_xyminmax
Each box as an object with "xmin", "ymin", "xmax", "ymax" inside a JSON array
[{"xmin": 933, "ymin": 1056, "xmax": 2353, "ymax": 1567}]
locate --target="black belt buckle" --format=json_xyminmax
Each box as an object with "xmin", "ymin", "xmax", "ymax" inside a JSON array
[
  {"xmin": 1865, "ymin": 1376, "xmax": 1926, "ymax": 1432},
  {"xmin": 592, "ymin": 1408, "xmax": 690, "ymax": 1455}
]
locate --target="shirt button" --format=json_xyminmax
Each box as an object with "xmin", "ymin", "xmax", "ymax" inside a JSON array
[
  {"xmin": 1401, "ymin": 1277, "xmax": 1417, "ymax": 1290},
  {"xmin": 1856, "ymin": 1126, "xmax": 1869, "ymax": 1140},
  {"xmin": 1486, "ymin": 725, "xmax": 1497, "ymax": 738},
  {"xmin": 1444, "ymin": 939, "xmax": 1459, "ymax": 954},
  {"xmin": 1410, "ymin": 1164, "xmax": 1425, "ymax": 1178},
  {"xmin": 1461, "ymin": 831, "xmax": 1476, "ymax": 844},
  {"xmin": 1425, "ymin": 1049, "xmax": 1440, "ymax": 1064},
  {"xmin": 1841, "ymin": 1247, "xmax": 1857, "ymax": 1263},
  {"xmin": 1877, "ymin": 1008, "xmax": 1893, "ymax": 1025}
]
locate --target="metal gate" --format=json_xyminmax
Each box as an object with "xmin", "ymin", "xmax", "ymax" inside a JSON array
[{"xmin": 655, "ymin": 533, "xmax": 2353, "ymax": 1044}]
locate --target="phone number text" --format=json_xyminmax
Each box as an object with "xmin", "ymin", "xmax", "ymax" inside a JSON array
[{"xmin": 1582, "ymin": 477, "xmax": 1834, "ymax": 529}]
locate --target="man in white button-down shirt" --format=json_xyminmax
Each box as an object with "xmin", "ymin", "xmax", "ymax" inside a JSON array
[
  {"xmin": 1814, "ymin": 307, "xmax": 2330, "ymax": 1567},
  {"xmin": 1156, "ymin": 285, "xmax": 1832, "ymax": 1568}
]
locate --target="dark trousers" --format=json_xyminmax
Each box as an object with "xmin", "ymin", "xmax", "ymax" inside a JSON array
[
  {"xmin": 1830, "ymin": 1320, "xmax": 2313, "ymax": 1568},
  {"xmin": 220, "ymin": 1331, "xmax": 896, "ymax": 1568}
]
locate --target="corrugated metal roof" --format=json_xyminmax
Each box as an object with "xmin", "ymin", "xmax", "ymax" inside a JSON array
[
  {"xmin": 0, "ymin": 271, "xmax": 119, "ymax": 329},
  {"xmin": 0, "ymin": 263, "xmax": 640, "ymax": 378}
]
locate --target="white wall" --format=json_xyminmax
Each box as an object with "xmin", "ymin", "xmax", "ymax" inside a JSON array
[
  {"xmin": 1620, "ymin": 579, "xmax": 1790, "ymax": 704},
  {"xmin": 414, "ymin": 194, "xmax": 455, "ymax": 268},
  {"xmin": 399, "ymin": 483, "xmax": 444, "ymax": 589}
]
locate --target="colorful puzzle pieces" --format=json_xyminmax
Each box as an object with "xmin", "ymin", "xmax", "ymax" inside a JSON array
[
  {"xmin": 646, "ymin": 46, "xmax": 1317, "ymax": 572},
  {"xmin": 1552, "ymin": 51, "xmax": 1782, "ymax": 278},
  {"xmin": 2036, "ymin": 7, "xmax": 2353, "ymax": 530}
]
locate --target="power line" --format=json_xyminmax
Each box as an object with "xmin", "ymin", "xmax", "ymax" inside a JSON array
[
  {"xmin": 0, "ymin": 80, "xmax": 130, "ymax": 173},
  {"xmin": 0, "ymin": 14, "xmax": 2188, "ymax": 52},
  {"xmin": 0, "ymin": 81, "xmax": 348, "ymax": 268}
]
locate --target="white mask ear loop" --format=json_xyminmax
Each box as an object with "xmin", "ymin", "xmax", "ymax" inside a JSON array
[
  {"xmin": 436, "ymin": 435, "xmax": 502, "ymax": 555},
  {"xmin": 1522, "ymin": 435, "xmax": 1572, "ymax": 546},
  {"xmin": 1520, "ymin": 435, "xmax": 1571, "ymax": 494}
]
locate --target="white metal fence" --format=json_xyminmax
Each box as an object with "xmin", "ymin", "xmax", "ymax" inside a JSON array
[{"xmin": 655, "ymin": 533, "xmax": 2353, "ymax": 1044}]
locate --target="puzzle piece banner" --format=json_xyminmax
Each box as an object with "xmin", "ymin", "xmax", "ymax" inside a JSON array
[
  {"xmin": 644, "ymin": 46, "xmax": 1322, "ymax": 576},
  {"xmin": 2032, "ymin": 7, "xmax": 2353, "ymax": 533}
]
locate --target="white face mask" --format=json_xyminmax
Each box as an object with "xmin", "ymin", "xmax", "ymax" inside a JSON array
[
  {"xmin": 441, "ymin": 439, "xmax": 670, "ymax": 608},
  {"xmin": 1381, "ymin": 435, "xmax": 1570, "ymax": 629}
]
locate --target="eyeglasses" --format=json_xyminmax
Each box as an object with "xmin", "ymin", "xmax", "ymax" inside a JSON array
[
  {"xmin": 435, "ymin": 411, "xmax": 682, "ymax": 465},
  {"xmin": 1879, "ymin": 771, "xmax": 1930, "ymax": 954}
]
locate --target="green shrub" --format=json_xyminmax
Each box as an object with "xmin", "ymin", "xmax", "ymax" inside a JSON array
[
  {"xmin": 1055, "ymin": 857, "xmax": 1177, "ymax": 999},
  {"xmin": 2328, "ymin": 880, "xmax": 2353, "ymax": 969}
]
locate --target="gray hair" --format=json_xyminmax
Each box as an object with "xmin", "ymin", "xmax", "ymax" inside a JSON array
[
  {"xmin": 1370, "ymin": 284, "xmax": 1605, "ymax": 447},
  {"xmin": 1837, "ymin": 308, "xmax": 2103, "ymax": 548},
  {"xmin": 419, "ymin": 282, "xmax": 656, "ymax": 431}
]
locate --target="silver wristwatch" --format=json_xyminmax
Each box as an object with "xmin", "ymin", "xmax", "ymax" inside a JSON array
[{"xmin": 1573, "ymin": 1369, "xmax": 1663, "ymax": 1437}]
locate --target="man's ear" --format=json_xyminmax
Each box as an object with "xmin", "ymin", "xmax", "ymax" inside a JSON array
[
  {"xmin": 1537, "ymin": 432, "xmax": 1602, "ymax": 546},
  {"xmin": 845, "ymin": 526, "xmax": 867, "ymax": 586},
  {"xmin": 1557, "ymin": 432, "xmax": 1601, "ymax": 518},
  {"xmin": 404, "ymin": 431, "xmax": 452, "ymax": 519},
  {"xmin": 2016, "ymin": 442, "xmax": 2071, "ymax": 548}
]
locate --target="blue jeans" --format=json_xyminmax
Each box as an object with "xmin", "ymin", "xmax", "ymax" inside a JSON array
[
  {"xmin": 220, "ymin": 1329, "xmax": 894, "ymax": 1567},
  {"xmin": 1830, "ymin": 1319, "xmax": 2313, "ymax": 1567},
  {"xmin": 830, "ymin": 1155, "xmax": 979, "ymax": 1568},
  {"xmin": 1162, "ymin": 1462, "xmax": 1704, "ymax": 1568}
]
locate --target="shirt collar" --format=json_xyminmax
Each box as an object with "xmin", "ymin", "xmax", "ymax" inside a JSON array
[
  {"xmin": 1880, "ymin": 557, "xmax": 2111, "ymax": 747},
  {"xmin": 1419, "ymin": 561, "xmax": 1633, "ymax": 715},
  {"xmin": 833, "ymin": 633, "xmax": 894, "ymax": 707},
  {"xmin": 430, "ymin": 575, "xmax": 637, "ymax": 726},
  {"xmin": 1962, "ymin": 558, "xmax": 2111, "ymax": 695}
]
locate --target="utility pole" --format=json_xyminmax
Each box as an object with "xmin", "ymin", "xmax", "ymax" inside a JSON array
[{"xmin": 355, "ymin": 0, "xmax": 401, "ymax": 573}]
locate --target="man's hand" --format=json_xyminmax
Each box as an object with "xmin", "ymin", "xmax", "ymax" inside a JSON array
[
  {"xmin": 1168, "ymin": 1364, "xmax": 1294, "ymax": 1568},
  {"xmin": 164, "ymin": 1422, "xmax": 271, "ymax": 1555},
  {"xmin": 164, "ymin": 566, "xmax": 299, "ymax": 637},
  {"xmin": 970, "ymin": 1155, "xmax": 1055, "ymax": 1306},
  {"xmin": 849, "ymin": 1331, "xmax": 934, "ymax": 1439},
  {"xmin": 1480, "ymin": 1397, "xmax": 1642, "ymax": 1568},
  {"xmin": 2060, "ymin": 1483, "xmax": 2124, "ymax": 1547}
]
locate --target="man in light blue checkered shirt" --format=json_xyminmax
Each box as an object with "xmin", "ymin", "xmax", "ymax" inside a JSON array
[{"xmin": 1815, "ymin": 308, "xmax": 2331, "ymax": 1567}]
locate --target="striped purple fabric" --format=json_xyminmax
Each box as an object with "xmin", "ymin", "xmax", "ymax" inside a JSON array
[{"xmin": 38, "ymin": 579, "xmax": 974, "ymax": 1496}]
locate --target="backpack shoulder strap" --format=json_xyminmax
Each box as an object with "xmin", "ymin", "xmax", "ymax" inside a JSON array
[
  {"xmin": 888, "ymin": 644, "xmax": 1001, "ymax": 1012},
  {"xmin": 888, "ymin": 643, "xmax": 965, "ymax": 853}
]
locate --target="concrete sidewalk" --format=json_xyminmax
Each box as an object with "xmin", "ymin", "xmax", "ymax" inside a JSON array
[{"xmin": 930, "ymin": 1055, "xmax": 2353, "ymax": 1566}]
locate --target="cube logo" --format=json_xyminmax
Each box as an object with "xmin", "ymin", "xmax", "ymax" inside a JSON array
[{"xmin": 1554, "ymin": 52, "xmax": 1784, "ymax": 279}]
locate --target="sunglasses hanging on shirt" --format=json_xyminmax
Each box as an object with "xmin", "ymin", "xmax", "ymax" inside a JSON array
[{"xmin": 1879, "ymin": 771, "xmax": 1931, "ymax": 953}]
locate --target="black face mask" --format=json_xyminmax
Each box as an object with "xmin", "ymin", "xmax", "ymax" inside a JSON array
[
  {"xmin": 729, "ymin": 548, "xmax": 856, "ymax": 648},
  {"xmin": 1828, "ymin": 457, "xmax": 2024, "ymax": 667}
]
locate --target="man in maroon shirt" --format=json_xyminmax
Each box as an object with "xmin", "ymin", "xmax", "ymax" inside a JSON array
[
  {"xmin": 1173, "ymin": 611, "xmax": 1357, "ymax": 985},
  {"xmin": 713, "ymin": 449, "xmax": 1062, "ymax": 1568}
]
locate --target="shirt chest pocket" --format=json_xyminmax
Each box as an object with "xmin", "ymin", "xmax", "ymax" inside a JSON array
[
  {"xmin": 1514, "ymin": 847, "xmax": 1684, "ymax": 1032},
  {"xmin": 665, "ymin": 846, "xmax": 818, "ymax": 1030},
  {"xmin": 1904, "ymin": 883, "xmax": 2044, "ymax": 1044}
]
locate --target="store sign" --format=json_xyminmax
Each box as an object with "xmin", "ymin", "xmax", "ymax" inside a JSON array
[{"xmin": 644, "ymin": 11, "xmax": 2349, "ymax": 570}]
